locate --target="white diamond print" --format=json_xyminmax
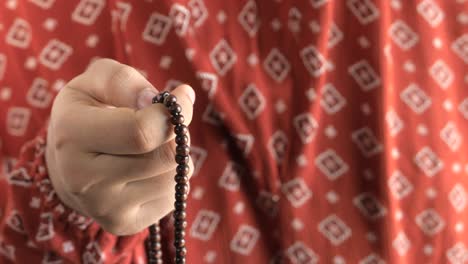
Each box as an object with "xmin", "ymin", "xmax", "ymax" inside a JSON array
[
  {"xmin": 26, "ymin": 78, "xmax": 52, "ymax": 108},
  {"xmin": 288, "ymin": 7, "xmax": 302, "ymax": 33},
  {"xmin": 347, "ymin": 0, "xmax": 380, "ymax": 25},
  {"xmin": 326, "ymin": 23, "xmax": 343, "ymax": 48},
  {"xmin": 189, "ymin": 0, "xmax": 208, "ymax": 27},
  {"xmin": 268, "ymin": 130, "xmax": 288, "ymax": 163},
  {"xmin": 400, "ymin": 83, "xmax": 432, "ymax": 114},
  {"xmin": 230, "ymin": 225, "xmax": 260, "ymax": 256},
  {"xmin": 348, "ymin": 60, "xmax": 381, "ymax": 91},
  {"xmin": 301, "ymin": 45, "xmax": 330, "ymax": 77},
  {"xmin": 389, "ymin": 20, "xmax": 419, "ymax": 50},
  {"xmin": 71, "ymin": 0, "xmax": 105, "ymax": 25},
  {"xmin": 440, "ymin": 122, "xmax": 462, "ymax": 151},
  {"xmin": 449, "ymin": 184, "xmax": 467, "ymax": 212},
  {"xmin": 170, "ymin": 4, "xmax": 190, "ymax": 36},
  {"xmin": 353, "ymin": 193, "xmax": 387, "ymax": 220},
  {"xmin": 263, "ymin": 48, "xmax": 290, "ymax": 82},
  {"xmin": 318, "ymin": 215, "xmax": 351, "ymax": 246},
  {"xmin": 417, "ymin": 0, "xmax": 444, "ymax": 27},
  {"xmin": 451, "ymin": 34, "xmax": 468, "ymax": 64},
  {"xmin": 38, "ymin": 39, "xmax": 72, "ymax": 70},
  {"xmin": 238, "ymin": 0, "xmax": 260, "ymax": 37},
  {"xmin": 429, "ymin": 59, "xmax": 454, "ymax": 90},
  {"xmin": 293, "ymin": 113, "xmax": 318, "ymax": 144},
  {"xmin": 446, "ymin": 242, "xmax": 468, "ymax": 264},
  {"xmin": 414, "ymin": 147, "xmax": 443, "ymax": 177},
  {"xmin": 286, "ymin": 241, "xmax": 319, "ymax": 264},
  {"xmin": 415, "ymin": 209, "xmax": 445, "ymax": 236},
  {"xmin": 459, "ymin": 98, "xmax": 468, "ymax": 120},
  {"xmin": 196, "ymin": 72, "xmax": 217, "ymax": 98},
  {"xmin": 142, "ymin": 12, "xmax": 172, "ymax": 46},
  {"xmin": 351, "ymin": 127, "xmax": 383, "ymax": 157},
  {"xmin": 210, "ymin": 39, "xmax": 237, "ymax": 76},
  {"xmin": 388, "ymin": 170, "xmax": 413, "ymax": 200},
  {"xmin": 218, "ymin": 162, "xmax": 244, "ymax": 191},
  {"xmin": 315, "ymin": 149, "xmax": 349, "ymax": 180},
  {"xmin": 190, "ymin": 210, "xmax": 220, "ymax": 241},
  {"xmin": 320, "ymin": 83, "xmax": 347, "ymax": 114},
  {"xmin": 238, "ymin": 84, "xmax": 265, "ymax": 120},
  {"xmin": 281, "ymin": 178, "xmax": 312, "ymax": 208},
  {"xmin": 6, "ymin": 18, "xmax": 31, "ymax": 49}
]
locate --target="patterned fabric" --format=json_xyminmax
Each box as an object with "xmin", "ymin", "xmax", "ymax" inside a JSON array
[{"xmin": 1, "ymin": 0, "xmax": 468, "ymax": 263}]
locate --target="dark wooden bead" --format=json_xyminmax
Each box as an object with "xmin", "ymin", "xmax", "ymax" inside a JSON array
[
  {"xmin": 164, "ymin": 94, "xmax": 177, "ymax": 107},
  {"xmin": 174, "ymin": 220, "xmax": 187, "ymax": 228},
  {"xmin": 149, "ymin": 92, "xmax": 191, "ymax": 264},
  {"xmin": 175, "ymin": 257, "xmax": 185, "ymax": 264},
  {"xmin": 175, "ymin": 192, "xmax": 188, "ymax": 200},
  {"xmin": 175, "ymin": 154, "xmax": 189, "ymax": 164},
  {"xmin": 152, "ymin": 94, "xmax": 163, "ymax": 104},
  {"xmin": 161, "ymin": 91, "xmax": 170, "ymax": 99},
  {"xmin": 176, "ymin": 145, "xmax": 190, "ymax": 156},
  {"xmin": 175, "ymin": 135, "xmax": 188, "ymax": 145},
  {"xmin": 174, "ymin": 239, "xmax": 185, "ymax": 247},
  {"xmin": 175, "ymin": 230, "xmax": 186, "ymax": 238},
  {"xmin": 154, "ymin": 242, "xmax": 161, "ymax": 250},
  {"xmin": 171, "ymin": 115, "xmax": 185, "ymax": 125},
  {"xmin": 175, "ymin": 175, "xmax": 189, "ymax": 184},
  {"xmin": 174, "ymin": 210, "xmax": 187, "ymax": 220},
  {"xmin": 175, "ymin": 201, "xmax": 187, "ymax": 210},
  {"xmin": 169, "ymin": 103, "xmax": 182, "ymax": 115},
  {"xmin": 174, "ymin": 124, "xmax": 188, "ymax": 135},
  {"xmin": 176, "ymin": 248, "xmax": 187, "ymax": 257},
  {"xmin": 175, "ymin": 225, "xmax": 185, "ymax": 232},
  {"xmin": 175, "ymin": 184, "xmax": 189, "ymax": 194},
  {"xmin": 176, "ymin": 164, "xmax": 189, "ymax": 175}
]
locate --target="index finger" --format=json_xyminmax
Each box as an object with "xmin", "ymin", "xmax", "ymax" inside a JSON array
[{"xmin": 59, "ymin": 84, "xmax": 195, "ymax": 155}]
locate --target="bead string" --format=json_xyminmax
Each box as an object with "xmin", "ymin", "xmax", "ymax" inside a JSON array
[{"xmin": 147, "ymin": 91, "xmax": 189, "ymax": 264}]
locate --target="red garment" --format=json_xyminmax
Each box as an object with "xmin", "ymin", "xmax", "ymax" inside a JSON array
[{"xmin": 1, "ymin": 0, "xmax": 468, "ymax": 263}]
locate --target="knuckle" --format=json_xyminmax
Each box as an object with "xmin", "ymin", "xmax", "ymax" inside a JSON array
[
  {"xmin": 88, "ymin": 58, "xmax": 117, "ymax": 71},
  {"xmin": 69, "ymin": 182, "xmax": 109, "ymax": 217},
  {"xmin": 52, "ymin": 131, "xmax": 70, "ymax": 151},
  {"xmin": 98, "ymin": 210, "xmax": 133, "ymax": 236},
  {"xmin": 109, "ymin": 64, "xmax": 139, "ymax": 87},
  {"xmin": 63, "ymin": 178, "xmax": 88, "ymax": 197}
]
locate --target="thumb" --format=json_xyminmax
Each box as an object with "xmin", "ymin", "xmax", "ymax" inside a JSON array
[
  {"xmin": 70, "ymin": 59, "xmax": 159, "ymax": 108},
  {"xmin": 136, "ymin": 88, "xmax": 158, "ymax": 110}
]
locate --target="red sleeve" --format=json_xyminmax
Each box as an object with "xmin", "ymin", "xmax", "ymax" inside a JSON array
[{"xmin": 0, "ymin": 124, "xmax": 149, "ymax": 263}]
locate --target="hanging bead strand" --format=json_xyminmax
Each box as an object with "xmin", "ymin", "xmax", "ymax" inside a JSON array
[{"xmin": 148, "ymin": 91, "xmax": 189, "ymax": 264}]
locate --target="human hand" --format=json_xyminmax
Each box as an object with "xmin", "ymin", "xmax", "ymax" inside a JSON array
[{"xmin": 45, "ymin": 59, "xmax": 195, "ymax": 235}]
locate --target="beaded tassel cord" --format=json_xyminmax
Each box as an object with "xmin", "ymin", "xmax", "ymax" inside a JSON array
[{"xmin": 147, "ymin": 91, "xmax": 189, "ymax": 264}]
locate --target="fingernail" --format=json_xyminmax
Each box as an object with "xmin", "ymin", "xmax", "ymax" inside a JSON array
[
  {"xmin": 137, "ymin": 88, "xmax": 158, "ymax": 109},
  {"xmin": 186, "ymin": 87, "xmax": 195, "ymax": 105}
]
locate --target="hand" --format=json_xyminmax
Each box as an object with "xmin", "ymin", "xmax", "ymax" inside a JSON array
[{"xmin": 45, "ymin": 59, "xmax": 195, "ymax": 235}]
